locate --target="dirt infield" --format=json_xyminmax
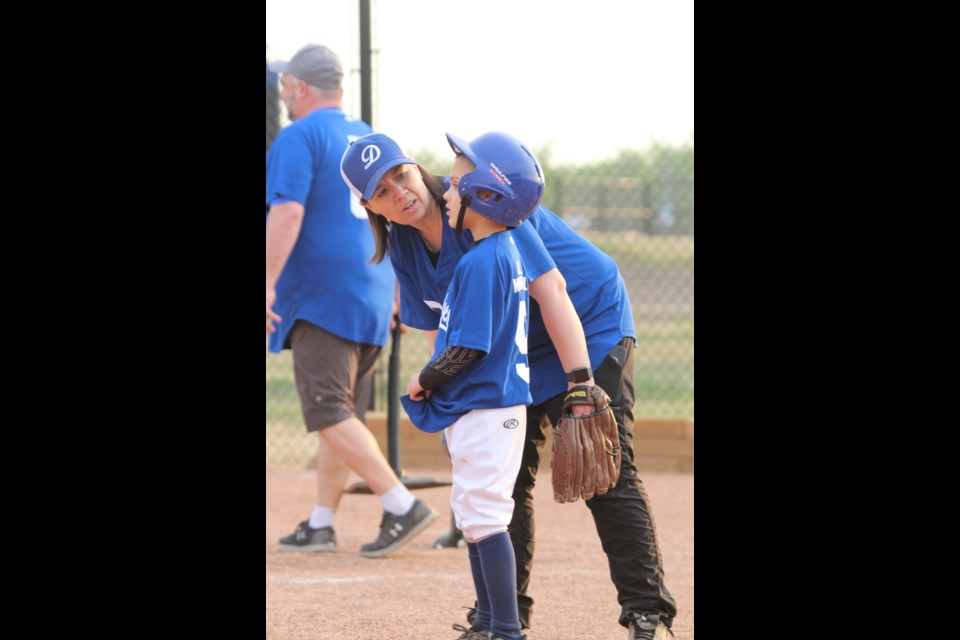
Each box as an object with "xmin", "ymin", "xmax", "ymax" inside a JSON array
[{"xmin": 266, "ymin": 467, "xmax": 693, "ymax": 639}]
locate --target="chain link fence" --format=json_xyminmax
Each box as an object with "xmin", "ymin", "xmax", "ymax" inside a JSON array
[
  {"xmin": 266, "ymin": 79, "xmax": 693, "ymax": 469},
  {"xmin": 266, "ymin": 58, "xmax": 280, "ymax": 153}
]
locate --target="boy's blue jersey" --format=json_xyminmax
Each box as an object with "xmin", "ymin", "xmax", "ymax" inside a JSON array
[
  {"xmin": 401, "ymin": 231, "xmax": 532, "ymax": 433},
  {"xmin": 265, "ymin": 108, "xmax": 395, "ymax": 352},
  {"xmin": 390, "ymin": 200, "xmax": 634, "ymax": 404}
]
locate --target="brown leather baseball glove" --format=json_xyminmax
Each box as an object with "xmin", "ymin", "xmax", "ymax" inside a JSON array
[{"xmin": 551, "ymin": 385, "xmax": 621, "ymax": 503}]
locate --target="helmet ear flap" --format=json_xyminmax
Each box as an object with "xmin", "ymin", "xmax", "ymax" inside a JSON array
[{"xmin": 455, "ymin": 194, "xmax": 472, "ymax": 237}]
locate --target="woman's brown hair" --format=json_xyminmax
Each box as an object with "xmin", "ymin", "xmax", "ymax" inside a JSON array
[{"xmin": 366, "ymin": 165, "xmax": 447, "ymax": 264}]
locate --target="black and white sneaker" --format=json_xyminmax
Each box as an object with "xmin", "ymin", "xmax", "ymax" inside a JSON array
[
  {"xmin": 451, "ymin": 622, "xmax": 483, "ymax": 640},
  {"xmin": 459, "ymin": 607, "xmax": 528, "ymax": 639},
  {"xmin": 627, "ymin": 613, "xmax": 673, "ymax": 639},
  {"xmin": 277, "ymin": 521, "xmax": 336, "ymax": 552},
  {"xmin": 361, "ymin": 499, "xmax": 438, "ymax": 558},
  {"xmin": 486, "ymin": 633, "xmax": 527, "ymax": 640}
]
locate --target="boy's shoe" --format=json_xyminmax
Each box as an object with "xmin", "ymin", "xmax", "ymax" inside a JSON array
[
  {"xmin": 461, "ymin": 609, "xmax": 528, "ymax": 639},
  {"xmin": 452, "ymin": 623, "xmax": 484, "ymax": 640},
  {"xmin": 627, "ymin": 612, "xmax": 674, "ymax": 639},
  {"xmin": 277, "ymin": 521, "xmax": 336, "ymax": 552},
  {"xmin": 361, "ymin": 499, "xmax": 438, "ymax": 558},
  {"xmin": 452, "ymin": 625, "xmax": 526, "ymax": 640}
]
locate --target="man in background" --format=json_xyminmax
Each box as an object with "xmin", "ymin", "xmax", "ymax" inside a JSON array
[{"xmin": 266, "ymin": 43, "xmax": 438, "ymax": 558}]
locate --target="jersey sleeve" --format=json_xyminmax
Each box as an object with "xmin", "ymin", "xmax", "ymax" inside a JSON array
[
  {"xmin": 512, "ymin": 209, "xmax": 556, "ymax": 281},
  {"xmin": 265, "ymin": 126, "xmax": 314, "ymax": 208}
]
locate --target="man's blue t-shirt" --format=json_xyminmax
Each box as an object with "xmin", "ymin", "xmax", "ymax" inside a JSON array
[{"xmin": 266, "ymin": 108, "xmax": 395, "ymax": 351}]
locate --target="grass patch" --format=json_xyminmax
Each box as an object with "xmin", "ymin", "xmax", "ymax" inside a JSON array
[
  {"xmin": 583, "ymin": 232, "xmax": 694, "ymax": 266},
  {"xmin": 266, "ymin": 235, "xmax": 694, "ymax": 466}
]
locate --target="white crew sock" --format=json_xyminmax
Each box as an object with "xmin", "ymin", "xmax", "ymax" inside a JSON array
[
  {"xmin": 379, "ymin": 484, "xmax": 416, "ymax": 515},
  {"xmin": 308, "ymin": 505, "xmax": 336, "ymax": 529}
]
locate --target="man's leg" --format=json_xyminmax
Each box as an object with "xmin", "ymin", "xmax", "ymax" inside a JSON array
[
  {"xmin": 315, "ymin": 433, "xmax": 350, "ymax": 504},
  {"xmin": 283, "ymin": 321, "xmax": 437, "ymax": 556},
  {"xmin": 319, "ymin": 415, "xmax": 405, "ymax": 494}
]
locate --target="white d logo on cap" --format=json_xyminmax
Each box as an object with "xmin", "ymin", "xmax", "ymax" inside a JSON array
[{"xmin": 361, "ymin": 145, "xmax": 381, "ymax": 170}]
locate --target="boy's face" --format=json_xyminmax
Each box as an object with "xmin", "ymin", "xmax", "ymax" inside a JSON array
[
  {"xmin": 443, "ymin": 156, "xmax": 476, "ymax": 229},
  {"xmin": 444, "ymin": 155, "xmax": 476, "ymax": 230},
  {"xmin": 444, "ymin": 156, "xmax": 499, "ymax": 232},
  {"xmin": 443, "ymin": 156, "xmax": 492, "ymax": 229}
]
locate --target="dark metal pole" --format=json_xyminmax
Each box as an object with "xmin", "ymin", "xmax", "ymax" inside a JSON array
[
  {"xmin": 361, "ymin": 0, "xmax": 391, "ymax": 471},
  {"xmin": 386, "ymin": 315, "xmax": 402, "ymax": 477},
  {"xmin": 359, "ymin": 0, "xmax": 373, "ymax": 127}
]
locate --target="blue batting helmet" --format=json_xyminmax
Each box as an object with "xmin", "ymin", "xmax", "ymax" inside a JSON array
[{"xmin": 445, "ymin": 132, "xmax": 545, "ymax": 227}]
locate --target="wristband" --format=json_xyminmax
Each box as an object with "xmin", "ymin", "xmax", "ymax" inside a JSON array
[{"xmin": 565, "ymin": 367, "xmax": 593, "ymax": 383}]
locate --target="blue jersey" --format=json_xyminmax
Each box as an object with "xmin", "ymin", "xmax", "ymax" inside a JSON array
[
  {"xmin": 390, "ymin": 201, "xmax": 634, "ymax": 404},
  {"xmin": 390, "ymin": 203, "xmax": 474, "ymax": 324},
  {"xmin": 266, "ymin": 108, "xmax": 395, "ymax": 352},
  {"xmin": 401, "ymin": 231, "xmax": 532, "ymax": 433}
]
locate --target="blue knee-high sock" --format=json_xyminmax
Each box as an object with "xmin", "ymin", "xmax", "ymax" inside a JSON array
[
  {"xmin": 466, "ymin": 542, "xmax": 492, "ymax": 631},
  {"xmin": 477, "ymin": 532, "xmax": 523, "ymax": 640}
]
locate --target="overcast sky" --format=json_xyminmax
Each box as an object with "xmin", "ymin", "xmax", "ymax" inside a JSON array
[{"xmin": 266, "ymin": 0, "xmax": 694, "ymax": 164}]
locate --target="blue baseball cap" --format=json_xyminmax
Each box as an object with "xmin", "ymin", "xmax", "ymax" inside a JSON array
[{"xmin": 340, "ymin": 133, "xmax": 417, "ymax": 201}]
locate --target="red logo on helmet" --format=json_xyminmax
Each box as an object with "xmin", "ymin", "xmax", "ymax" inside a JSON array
[{"xmin": 488, "ymin": 163, "xmax": 512, "ymax": 186}]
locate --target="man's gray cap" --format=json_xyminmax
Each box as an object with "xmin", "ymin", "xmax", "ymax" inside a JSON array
[{"xmin": 268, "ymin": 44, "xmax": 343, "ymax": 89}]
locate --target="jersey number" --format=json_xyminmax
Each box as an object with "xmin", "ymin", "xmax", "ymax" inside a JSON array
[
  {"xmin": 346, "ymin": 135, "xmax": 370, "ymax": 220},
  {"xmin": 515, "ymin": 300, "xmax": 530, "ymax": 383}
]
